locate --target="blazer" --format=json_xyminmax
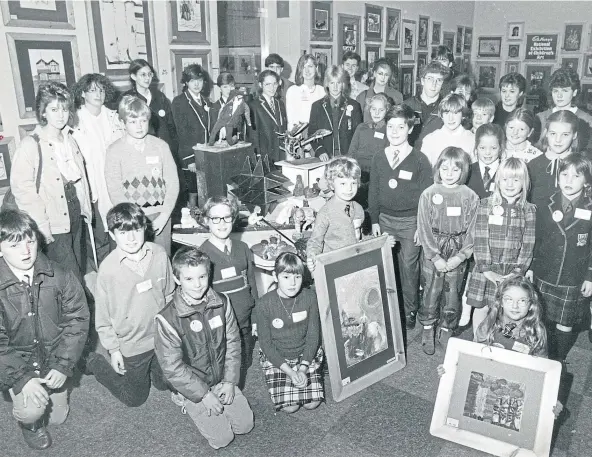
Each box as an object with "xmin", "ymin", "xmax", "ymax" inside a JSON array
[
  {"xmin": 308, "ymin": 96, "xmax": 362, "ymax": 158},
  {"xmin": 248, "ymin": 95, "xmax": 288, "ymax": 163},
  {"xmin": 466, "ymin": 162, "xmax": 497, "ymax": 200}
]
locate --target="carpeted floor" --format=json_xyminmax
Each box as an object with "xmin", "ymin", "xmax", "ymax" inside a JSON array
[{"xmin": 1, "ymin": 325, "xmax": 591, "ymax": 457}]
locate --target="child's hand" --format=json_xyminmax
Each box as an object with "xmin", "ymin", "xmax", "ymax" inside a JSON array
[
  {"xmin": 446, "ymin": 256, "xmax": 462, "ymax": 271},
  {"xmin": 290, "ymin": 369, "xmax": 307, "ymax": 388},
  {"xmin": 414, "ymin": 229, "xmax": 421, "ymax": 246},
  {"xmin": 581, "ymin": 281, "xmax": 592, "ymax": 297},
  {"xmin": 44, "ymin": 369, "xmax": 67, "ymax": 389},
  {"xmin": 21, "ymin": 378, "xmax": 50, "ymax": 408},
  {"xmin": 319, "ymin": 153, "xmax": 330, "ymax": 162},
  {"xmin": 386, "ymin": 235, "xmax": 396, "ymax": 248},
  {"xmin": 306, "ymin": 255, "xmax": 316, "ymax": 272},
  {"xmin": 187, "ymin": 163, "xmax": 197, "ymax": 173},
  {"xmin": 152, "ymin": 214, "xmax": 168, "ymax": 236},
  {"xmin": 251, "ymin": 324, "xmax": 258, "ymax": 337},
  {"xmin": 483, "ymin": 271, "xmax": 504, "ymax": 285},
  {"xmin": 436, "ymin": 364, "xmax": 446, "ymax": 377},
  {"xmin": 202, "ymin": 391, "xmax": 224, "ymax": 416},
  {"xmin": 434, "ymin": 258, "xmax": 448, "ymax": 273},
  {"xmin": 110, "ymin": 350, "xmax": 126, "ymax": 375},
  {"xmin": 214, "ymin": 382, "xmax": 235, "ymax": 405},
  {"xmin": 371, "ymin": 223, "xmax": 382, "ymax": 237},
  {"xmin": 553, "ymin": 400, "xmax": 564, "ymax": 418}
]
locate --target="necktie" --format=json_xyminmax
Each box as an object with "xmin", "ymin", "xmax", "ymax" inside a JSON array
[
  {"xmin": 224, "ymin": 245, "xmax": 230, "ymax": 256},
  {"xmin": 390, "ymin": 150, "xmax": 400, "ymax": 169},
  {"xmin": 344, "ymin": 204, "xmax": 351, "ymax": 217},
  {"xmin": 483, "ymin": 166, "xmax": 491, "ymax": 185},
  {"xmin": 270, "ymin": 99, "xmax": 275, "ymax": 115},
  {"xmin": 564, "ymin": 202, "xmax": 574, "ymax": 226}
]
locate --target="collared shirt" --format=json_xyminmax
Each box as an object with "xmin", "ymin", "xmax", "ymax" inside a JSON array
[
  {"xmin": 553, "ymin": 106, "xmax": 578, "ymax": 114},
  {"xmin": 207, "ymin": 236, "xmax": 232, "ymax": 254},
  {"xmin": 7, "ymin": 264, "xmax": 34, "ymax": 285},
  {"xmin": 479, "ymin": 160, "xmax": 500, "ymax": 180},
  {"xmin": 117, "ymin": 243, "xmax": 153, "ymax": 277},
  {"xmin": 562, "ymin": 193, "xmax": 582, "ymax": 213},
  {"xmin": 385, "ymin": 144, "xmax": 412, "ymax": 169}
]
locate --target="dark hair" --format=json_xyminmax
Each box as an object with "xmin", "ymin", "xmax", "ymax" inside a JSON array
[
  {"xmin": 217, "ymin": 72, "xmax": 235, "ymax": 87},
  {"xmin": 172, "ymin": 246, "xmax": 211, "ymax": 278},
  {"xmin": 558, "ymin": 154, "xmax": 592, "ymax": 188},
  {"xmin": 181, "ymin": 64, "xmax": 212, "ymax": 97},
  {"xmin": 450, "ymin": 74, "xmax": 477, "ymax": 104},
  {"xmin": 475, "ymin": 123, "xmax": 505, "ymax": 155},
  {"xmin": 342, "ymin": 51, "xmax": 361, "ymax": 65},
  {"xmin": 505, "ymin": 108, "xmax": 536, "ymax": 130},
  {"xmin": 539, "ymin": 110, "xmax": 580, "ymax": 153},
  {"xmin": 385, "ymin": 104, "xmax": 415, "ymax": 129},
  {"xmin": 265, "ymin": 53, "xmax": 284, "ymax": 68},
  {"xmin": 107, "ymin": 203, "xmax": 148, "ymax": 232},
  {"xmin": 35, "ymin": 81, "xmax": 72, "ymax": 126},
  {"xmin": 324, "ymin": 65, "xmax": 351, "ymax": 100},
  {"xmin": 0, "ymin": 209, "xmax": 39, "ymax": 243},
  {"xmin": 274, "ymin": 252, "xmax": 305, "ymax": 275},
  {"xmin": 295, "ymin": 54, "xmax": 321, "ymax": 86},
  {"xmin": 431, "ymin": 45, "xmax": 454, "ymax": 65},
  {"xmin": 366, "ymin": 58, "xmax": 394, "ymax": 88},
  {"xmin": 433, "ymin": 147, "xmax": 471, "ymax": 184},
  {"xmin": 71, "ymin": 73, "xmax": 118, "ymax": 110},
  {"xmin": 549, "ymin": 68, "xmax": 580, "ymax": 107},
  {"xmin": 128, "ymin": 58, "xmax": 157, "ymax": 88},
  {"xmin": 258, "ymin": 69, "xmax": 279, "ymax": 85},
  {"xmin": 499, "ymin": 72, "xmax": 527, "ymax": 94},
  {"xmin": 420, "ymin": 60, "xmax": 450, "ymax": 80}
]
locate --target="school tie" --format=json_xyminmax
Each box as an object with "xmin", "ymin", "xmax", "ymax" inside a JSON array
[
  {"xmin": 483, "ymin": 166, "xmax": 491, "ymax": 186},
  {"xmin": 270, "ymin": 99, "xmax": 276, "ymax": 115},
  {"xmin": 390, "ymin": 150, "xmax": 400, "ymax": 169},
  {"xmin": 224, "ymin": 245, "xmax": 230, "ymax": 256},
  {"xmin": 564, "ymin": 202, "xmax": 574, "ymax": 226},
  {"xmin": 344, "ymin": 204, "xmax": 351, "ymax": 217}
]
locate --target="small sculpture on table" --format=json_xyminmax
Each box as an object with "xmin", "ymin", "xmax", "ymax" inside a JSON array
[
  {"xmin": 208, "ymin": 89, "xmax": 252, "ymax": 146},
  {"xmin": 277, "ymin": 122, "xmax": 332, "ymax": 160}
]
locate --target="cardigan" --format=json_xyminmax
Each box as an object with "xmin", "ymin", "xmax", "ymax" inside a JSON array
[
  {"xmin": 248, "ymin": 95, "xmax": 288, "ymax": 163},
  {"xmin": 347, "ymin": 121, "xmax": 389, "ymax": 173},
  {"xmin": 356, "ymin": 84, "xmax": 403, "ymax": 123},
  {"xmin": 368, "ymin": 146, "xmax": 433, "ymax": 223}
]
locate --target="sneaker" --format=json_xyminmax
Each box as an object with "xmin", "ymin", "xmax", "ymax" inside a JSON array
[
  {"xmin": 20, "ymin": 421, "xmax": 52, "ymax": 450},
  {"xmin": 406, "ymin": 312, "xmax": 417, "ymax": 330},
  {"xmin": 458, "ymin": 303, "xmax": 472, "ymax": 327},
  {"xmin": 422, "ymin": 326, "xmax": 435, "ymax": 355},
  {"xmin": 438, "ymin": 327, "xmax": 453, "ymax": 350}
]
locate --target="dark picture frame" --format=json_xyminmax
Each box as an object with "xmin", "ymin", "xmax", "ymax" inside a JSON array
[
  {"xmin": 525, "ymin": 33, "xmax": 559, "ymax": 61},
  {"xmin": 365, "ymin": 44, "xmax": 381, "ymax": 71},
  {"xmin": 171, "ymin": 49, "xmax": 211, "ymax": 97},
  {"xmin": 169, "ymin": 0, "xmax": 209, "ymax": 44},
  {"xmin": 432, "ymin": 21, "xmax": 442, "ymax": 45},
  {"xmin": 0, "ymin": 0, "xmax": 74, "ymax": 29},
  {"xmin": 364, "ymin": 4, "xmax": 383, "ymax": 42},
  {"xmin": 443, "ymin": 31, "xmax": 455, "ymax": 52},
  {"xmin": 582, "ymin": 83, "xmax": 592, "ymax": 112},
  {"xmin": 0, "ymin": 136, "xmax": 16, "ymax": 189},
  {"xmin": 314, "ymin": 236, "xmax": 406, "ymax": 402},
  {"xmin": 311, "ymin": 1, "xmax": 332, "ymax": 41},
  {"xmin": 311, "ymin": 44, "xmax": 333, "ymax": 76},
  {"xmin": 385, "ymin": 7, "xmax": 401, "ymax": 48},
  {"xmin": 525, "ymin": 64, "xmax": 554, "ymax": 93},
  {"xmin": 338, "ymin": 13, "xmax": 361, "ymax": 63},
  {"xmin": 561, "ymin": 57, "xmax": 579, "ymax": 72},
  {"xmin": 402, "ymin": 19, "xmax": 416, "ymax": 62},
  {"xmin": 476, "ymin": 62, "xmax": 501, "ymax": 89},
  {"xmin": 508, "ymin": 44, "xmax": 520, "ymax": 59},
  {"xmin": 477, "ymin": 36, "xmax": 502, "ymax": 58},
  {"xmin": 584, "ymin": 54, "xmax": 592, "ymax": 78},
  {"xmin": 563, "ymin": 23, "xmax": 583, "ymax": 52},
  {"xmin": 416, "ymin": 52, "xmax": 428, "ymax": 78},
  {"xmin": 400, "ymin": 65, "xmax": 414, "ymax": 98},
  {"xmin": 463, "ymin": 27, "xmax": 473, "ymax": 53},
  {"xmin": 456, "ymin": 26, "xmax": 464, "ymax": 55},
  {"xmin": 418, "ymin": 16, "xmax": 429, "ymax": 49}
]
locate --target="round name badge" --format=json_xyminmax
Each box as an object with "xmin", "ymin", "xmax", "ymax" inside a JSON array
[
  {"xmin": 272, "ymin": 318, "xmax": 284, "ymax": 329},
  {"xmin": 190, "ymin": 320, "xmax": 203, "ymax": 332},
  {"xmin": 388, "ymin": 179, "xmax": 398, "ymax": 189},
  {"xmin": 158, "ymin": 109, "xmax": 166, "ymax": 117},
  {"xmin": 152, "ymin": 167, "xmax": 161, "ymax": 178},
  {"xmin": 492, "ymin": 205, "xmax": 504, "ymax": 216},
  {"xmin": 432, "ymin": 194, "xmax": 443, "ymax": 205},
  {"xmin": 552, "ymin": 210, "xmax": 564, "ymax": 222}
]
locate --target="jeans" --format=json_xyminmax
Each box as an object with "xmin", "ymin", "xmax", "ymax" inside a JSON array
[{"xmin": 10, "ymin": 383, "xmax": 69, "ymax": 425}]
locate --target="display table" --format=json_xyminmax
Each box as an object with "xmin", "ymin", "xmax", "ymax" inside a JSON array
[{"xmin": 275, "ymin": 158, "xmax": 327, "ymax": 187}]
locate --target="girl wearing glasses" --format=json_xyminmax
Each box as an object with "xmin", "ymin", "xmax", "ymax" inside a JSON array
[
  {"xmin": 248, "ymin": 70, "xmax": 288, "ymax": 163},
  {"xmin": 198, "ymin": 197, "xmax": 259, "ymax": 390},
  {"xmin": 356, "ymin": 58, "xmax": 403, "ymax": 124}
]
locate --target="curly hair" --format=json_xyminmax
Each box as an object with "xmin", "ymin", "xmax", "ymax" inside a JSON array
[
  {"xmin": 71, "ymin": 73, "xmax": 118, "ymax": 110},
  {"xmin": 35, "ymin": 81, "xmax": 72, "ymax": 126}
]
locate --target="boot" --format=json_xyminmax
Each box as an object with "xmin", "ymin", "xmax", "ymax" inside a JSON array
[
  {"xmin": 422, "ymin": 326, "xmax": 435, "ymax": 355},
  {"xmin": 19, "ymin": 420, "xmax": 52, "ymax": 450},
  {"xmin": 554, "ymin": 329, "xmax": 576, "ymax": 367}
]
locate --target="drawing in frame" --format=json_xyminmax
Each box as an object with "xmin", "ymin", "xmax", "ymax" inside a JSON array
[
  {"xmin": 432, "ymin": 21, "xmax": 441, "ymax": 45},
  {"xmin": 508, "ymin": 44, "xmax": 520, "ymax": 59},
  {"xmin": 385, "ymin": 7, "xmax": 401, "ymax": 48},
  {"xmin": 90, "ymin": 0, "xmax": 153, "ymax": 78},
  {"xmin": 400, "ymin": 65, "xmax": 414, "ymax": 99},
  {"xmin": 364, "ymin": 4, "xmax": 382, "ymax": 42},
  {"xmin": 525, "ymin": 64, "xmax": 554, "ymax": 93},
  {"xmin": 584, "ymin": 54, "xmax": 592, "ymax": 78},
  {"xmin": 507, "ymin": 22, "xmax": 524, "ymax": 41},
  {"xmin": 505, "ymin": 61, "xmax": 521, "ymax": 75},
  {"xmin": 402, "ymin": 19, "xmax": 416, "ymax": 62},
  {"xmin": 455, "ymin": 26, "xmax": 463, "ymax": 55},
  {"xmin": 171, "ymin": 49, "xmax": 210, "ymax": 97},
  {"xmin": 0, "ymin": 136, "xmax": 16, "ymax": 189},
  {"xmin": 311, "ymin": 1, "xmax": 332, "ymax": 41},
  {"xmin": 463, "ymin": 27, "xmax": 473, "ymax": 53},
  {"xmin": 365, "ymin": 44, "xmax": 380, "ymax": 71},
  {"xmin": 443, "ymin": 32, "xmax": 455, "ymax": 52},
  {"xmin": 431, "ymin": 338, "xmax": 561, "ymax": 457},
  {"xmin": 6, "ymin": 32, "xmax": 80, "ymax": 120},
  {"xmin": 563, "ymin": 23, "xmax": 584, "ymax": 52},
  {"xmin": 476, "ymin": 62, "xmax": 501, "ymax": 89},
  {"xmin": 561, "ymin": 57, "xmax": 579, "ymax": 72},
  {"xmin": 169, "ymin": 0, "xmax": 208, "ymax": 44},
  {"xmin": 417, "ymin": 16, "xmax": 429, "ymax": 49},
  {"xmin": 338, "ymin": 14, "xmax": 361, "ymax": 63},
  {"xmin": 478, "ymin": 36, "xmax": 502, "ymax": 58},
  {"xmin": 416, "ymin": 52, "xmax": 428, "ymax": 79},
  {"xmin": 313, "ymin": 236, "xmax": 406, "ymax": 403},
  {"xmin": 311, "ymin": 44, "xmax": 333, "ymax": 77},
  {"xmin": 0, "ymin": 0, "xmax": 74, "ymax": 29},
  {"xmin": 384, "ymin": 50, "xmax": 400, "ymax": 89},
  {"xmin": 582, "ymin": 83, "xmax": 592, "ymax": 112}
]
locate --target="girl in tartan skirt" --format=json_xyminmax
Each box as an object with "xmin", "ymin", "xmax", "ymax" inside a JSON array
[
  {"xmin": 531, "ymin": 154, "xmax": 592, "ymax": 365},
  {"xmin": 254, "ymin": 253, "xmax": 324, "ymax": 413},
  {"xmin": 466, "ymin": 158, "xmax": 537, "ymax": 337}
]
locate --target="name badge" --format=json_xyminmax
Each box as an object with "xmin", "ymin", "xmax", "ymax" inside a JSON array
[
  {"xmin": 146, "ymin": 156, "xmax": 159, "ymax": 164},
  {"xmin": 292, "ymin": 310, "xmax": 307, "ymax": 322},
  {"xmin": 388, "ymin": 179, "xmax": 398, "ymax": 189},
  {"xmin": 220, "ymin": 266, "xmax": 237, "ymax": 279},
  {"xmin": 398, "ymin": 170, "xmax": 413, "ymax": 180},
  {"xmin": 447, "ymin": 207, "xmax": 461, "ymax": 217},
  {"xmin": 208, "ymin": 315, "xmax": 223, "ymax": 329},
  {"xmin": 374, "ymin": 132, "xmax": 385, "ymax": 139},
  {"xmin": 575, "ymin": 208, "xmax": 592, "ymax": 220},
  {"xmin": 272, "ymin": 318, "xmax": 284, "ymax": 329},
  {"xmin": 190, "ymin": 320, "xmax": 203, "ymax": 332},
  {"xmin": 512, "ymin": 341, "xmax": 531, "ymax": 354},
  {"xmin": 136, "ymin": 279, "xmax": 153, "ymax": 293},
  {"xmin": 489, "ymin": 215, "xmax": 503, "ymax": 225},
  {"xmin": 489, "ymin": 182, "xmax": 496, "ymax": 192}
]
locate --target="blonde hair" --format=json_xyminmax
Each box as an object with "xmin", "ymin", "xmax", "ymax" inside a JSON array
[
  {"xmin": 118, "ymin": 95, "xmax": 151, "ymax": 123},
  {"xmin": 324, "ymin": 156, "xmax": 361, "ymax": 188},
  {"xmin": 490, "ymin": 158, "xmax": 530, "ymax": 209}
]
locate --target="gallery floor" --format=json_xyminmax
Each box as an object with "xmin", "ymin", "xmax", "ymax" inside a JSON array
[{"xmin": 1, "ymin": 325, "xmax": 590, "ymax": 457}]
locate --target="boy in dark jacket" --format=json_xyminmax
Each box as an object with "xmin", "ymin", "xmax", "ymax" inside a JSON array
[
  {"xmin": 154, "ymin": 247, "xmax": 254, "ymax": 449},
  {"xmin": 0, "ymin": 209, "xmax": 89, "ymax": 450}
]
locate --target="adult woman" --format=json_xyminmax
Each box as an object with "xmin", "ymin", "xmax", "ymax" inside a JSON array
[
  {"xmin": 308, "ymin": 65, "xmax": 363, "ymax": 161},
  {"xmin": 357, "ymin": 58, "xmax": 403, "ymax": 123},
  {"xmin": 171, "ymin": 64, "xmax": 216, "ymax": 207},
  {"xmin": 71, "ymin": 73, "xmax": 124, "ymax": 266},
  {"xmin": 285, "ymin": 54, "xmax": 325, "ymax": 130},
  {"xmin": 11, "ymin": 81, "xmax": 92, "ymax": 280},
  {"xmin": 249, "ymin": 70, "xmax": 288, "ymax": 163},
  {"xmin": 122, "ymin": 59, "xmax": 178, "ymax": 157}
]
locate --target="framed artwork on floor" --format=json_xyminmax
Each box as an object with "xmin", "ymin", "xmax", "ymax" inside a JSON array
[
  {"xmin": 0, "ymin": 0, "xmax": 74, "ymax": 29},
  {"xmin": 478, "ymin": 36, "xmax": 502, "ymax": 58},
  {"xmin": 0, "ymin": 136, "xmax": 16, "ymax": 189},
  {"xmin": 584, "ymin": 54, "xmax": 592, "ymax": 77},
  {"xmin": 463, "ymin": 27, "xmax": 473, "ymax": 53},
  {"xmin": 338, "ymin": 14, "xmax": 361, "ymax": 63},
  {"xmin": 418, "ymin": 16, "xmax": 429, "ymax": 49},
  {"xmin": 561, "ymin": 57, "xmax": 579, "ymax": 72},
  {"xmin": 443, "ymin": 32, "xmax": 455, "ymax": 52},
  {"xmin": 525, "ymin": 64, "xmax": 554, "ymax": 92},
  {"xmin": 563, "ymin": 23, "xmax": 584, "ymax": 52},
  {"xmin": 364, "ymin": 4, "xmax": 383, "ymax": 42},
  {"xmin": 365, "ymin": 44, "xmax": 381, "ymax": 71},
  {"xmin": 505, "ymin": 61, "xmax": 521, "ymax": 74},
  {"xmin": 311, "ymin": 1, "xmax": 332, "ymax": 41},
  {"xmin": 6, "ymin": 32, "xmax": 80, "ymax": 120},
  {"xmin": 171, "ymin": 49, "xmax": 211, "ymax": 96},
  {"xmin": 476, "ymin": 62, "xmax": 501, "ymax": 89},
  {"xmin": 313, "ymin": 236, "xmax": 406, "ymax": 403},
  {"xmin": 169, "ymin": 0, "xmax": 208, "ymax": 44},
  {"xmin": 400, "ymin": 65, "xmax": 414, "ymax": 98},
  {"xmin": 431, "ymin": 338, "xmax": 561, "ymax": 457},
  {"xmin": 385, "ymin": 7, "xmax": 401, "ymax": 48},
  {"xmin": 90, "ymin": 0, "xmax": 153, "ymax": 78},
  {"xmin": 402, "ymin": 19, "xmax": 416, "ymax": 62},
  {"xmin": 508, "ymin": 44, "xmax": 520, "ymax": 59},
  {"xmin": 507, "ymin": 22, "xmax": 524, "ymax": 41},
  {"xmin": 311, "ymin": 44, "xmax": 333, "ymax": 76},
  {"xmin": 432, "ymin": 21, "xmax": 441, "ymax": 45},
  {"xmin": 456, "ymin": 26, "xmax": 464, "ymax": 55}
]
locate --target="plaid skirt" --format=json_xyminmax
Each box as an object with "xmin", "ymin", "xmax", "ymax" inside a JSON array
[
  {"xmin": 534, "ymin": 276, "xmax": 586, "ymax": 326},
  {"xmin": 259, "ymin": 348, "xmax": 325, "ymax": 411}
]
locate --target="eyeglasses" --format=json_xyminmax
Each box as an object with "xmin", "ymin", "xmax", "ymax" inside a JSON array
[
  {"xmin": 208, "ymin": 216, "xmax": 233, "ymax": 224},
  {"xmin": 502, "ymin": 295, "xmax": 529, "ymax": 307},
  {"xmin": 86, "ymin": 86, "xmax": 105, "ymax": 94},
  {"xmin": 137, "ymin": 72, "xmax": 154, "ymax": 79},
  {"xmin": 424, "ymin": 76, "xmax": 444, "ymax": 85}
]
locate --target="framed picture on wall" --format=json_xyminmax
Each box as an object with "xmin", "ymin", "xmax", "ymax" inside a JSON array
[
  {"xmin": 0, "ymin": 1, "xmax": 74, "ymax": 29},
  {"xmin": 311, "ymin": 44, "xmax": 333, "ymax": 76},
  {"xmin": 416, "ymin": 52, "xmax": 428, "ymax": 77},
  {"xmin": 311, "ymin": 1, "xmax": 332, "ymax": 41},
  {"xmin": 508, "ymin": 44, "xmax": 520, "ymax": 59},
  {"xmin": 385, "ymin": 8, "xmax": 401, "ymax": 48},
  {"xmin": 432, "ymin": 22, "xmax": 442, "ymax": 45},
  {"xmin": 456, "ymin": 26, "xmax": 464, "ymax": 55},
  {"xmin": 400, "ymin": 65, "xmax": 414, "ymax": 98},
  {"xmin": 90, "ymin": 0, "xmax": 153, "ymax": 78},
  {"xmin": 463, "ymin": 54, "xmax": 472, "ymax": 73},
  {"xmin": 402, "ymin": 19, "xmax": 416, "ymax": 62},
  {"xmin": 525, "ymin": 34, "xmax": 559, "ymax": 61},
  {"xmin": 6, "ymin": 32, "xmax": 80, "ymax": 120},
  {"xmin": 563, "ymin": 23, "xmax": 584, "ymax": 52},
  {"xmin": 443, "ymin": 32, "xmax": 455, "ymax": 52},
  {"xmin": 364, "ymin": 4, "xmax": 383, "ymax": 42},
  {"xmin": 0, "ymin": 136, "xmax": 16, "ymax": 189},
  {"xmin": 169, "ymin": 0, "xmax": 208, "ymax": 44},
  {"xmin": 525, "ymin": 64, "xmax": 554, "ymax": 93},
  {"xmin": 463, "ymin": 27, "xmax": 473, "ymax": 53},
  {"xmin": 338, "ymin": 14, "xmax": 361, "ymax": 63},
  {"xmin": 384, "ymin": 50, "xmax": 400, "ymax": 88},
  {"xmin": 507, "ymin": 22, "xmax": 524, "ymax": 41},
  {"xmin": 561, "ymin": 57, "xmax": 579, "ymax": 72},
  {"xmin": 171, "ymin": 49, "xmax": 210, "ymax": 96},
  {"xmin": 418, "ymin": 16, "xmax": 429, "ymax": 49},
  {"xmin": 583, "ymin": 54, "xmax": 592, "ymax": 78},
  {"xmin": 505, "ymin": 61, "xmax": 521, "ymax": 74},
  {"xmin": 582, "ymin": 84, "xmax": 592, "ymax": 112},
  {"xmin": 477, "ymin": 36, "xmax": 502, "ymax": 58},
  {"xmin": 476, "ymin": 62, "xmax": 501, "ymax": 89},
  {"xmin": 365, "ymin": 44, "xmax": 381, "ymax": 71}
]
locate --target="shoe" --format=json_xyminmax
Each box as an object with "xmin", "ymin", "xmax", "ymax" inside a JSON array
[
  {"xmin": 438, "ymin": 327, "xmax": 453, "ymax": 350},
  {"xmin": 20, "ymin": 421, "xmax": 52, "ymax": 450},
  {"xmin": 406, "ymin": 312, "xmax": 417, "ymax": 330},
  {"xmin": 588, "ymin": 329, "xmax": 592, "ymax": 344},
  {"xmin": 171, "ymin": 391, "xmax": 185, "ymax": 407},
  {"xmin": 422, "ymin": 326, "xmax": 435, "ymax": 355}
]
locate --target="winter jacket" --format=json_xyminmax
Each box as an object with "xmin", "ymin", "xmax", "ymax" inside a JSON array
[
  {"xmin": 154, "ymin": 288, "xmax": 241, "ymax": 404},
  {"xmin": 0, "ymin": 253, "xmax": 89, "ymax": 394}
]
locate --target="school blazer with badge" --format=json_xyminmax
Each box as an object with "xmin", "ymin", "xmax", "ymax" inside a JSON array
[
  {"xmin": 308, "ymin": 96, "xmax": 362, "ymax": 158},
  {"xmin": 248, "ymin": 95, "xmax": 288, "ymax": 163},
  {"xmin": 467, "ymin": 162, "xmax": 496, "ymax": 200},
  {"xmin": 532, "ymin": 191, "xmax": 592, "ymax": 286}
]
